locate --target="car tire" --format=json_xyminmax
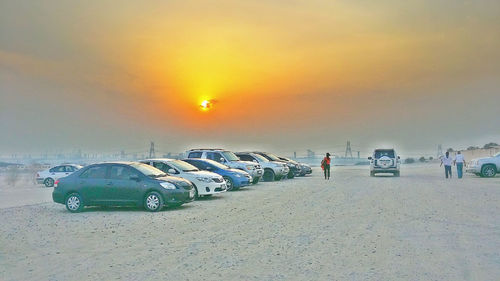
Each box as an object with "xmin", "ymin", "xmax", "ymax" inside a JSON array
[
  {"xmin": 481, "ymin": 165, "xmax": 497, "ymax": 178},
  {"xmin": 394, "ymin": 171, "xmax": 400, "ymax": 177},
  {"xmin": 370, "ymin": 171, "xmax": 375, "ymax": 177},
  {"xmin": 263, "ymin": 169, "xmax": 275, "ymax": 182},
  {"xmin": 44, "ymin": 178, "xmax": 54, "ymax": 187},
  {"xmin": 287, "ymin": 171, "xmax": 295, "ymax": 179},
  {"xmin": 252, "ymin": 177, "xmax": 260, "ymax": 184},
  {"xmin": 144, "ymin": 191, "xmax": 164, "ymax": 212},
  {"xmin": 223, "ymin": 176, "xmax": 234, "ymax": 191},
  {"xmin": 65, "ymin": 193, "xmax": 84, "ymax": 213}
]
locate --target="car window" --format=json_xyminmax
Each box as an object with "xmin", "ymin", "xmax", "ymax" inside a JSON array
[
  {"xmin": 109, "ymin": 165, "xmax": 136, "ymax": 180},
  {"xmin": 153, "ymin": 162, "xmax": 167, "ymax": 171},
  {"xmin": 65, "ymin": 166, "xmax": 74, "ymax": 172},
  {"xmin": 238, "ymin": 154, "xmax": 255, "ymax": 162},
  {"xmin": 188, "ymin": 152, "xmax": 202, "ymax": 158},
  {"xmin": 185, "ymin": 160, "xmax": 204, "ymax": 170},
  {"xmin": 375, "ymin": 150, "xmax": 395, "ymax": 158},
  {"xmin": 51, "ymin": 166, "xmax": 66, "ymax": 173},
  {"xmin": 80, "ymin": 166, "xmax": 108, "ymax": 179},
  {"xmin": 207, "ymin": 152, "xmax": 224, "ymax": 163}
]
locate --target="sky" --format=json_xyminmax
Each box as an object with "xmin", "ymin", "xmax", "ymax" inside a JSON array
[{"xmin": 1, "ymin": 0, "xmax": 499, "ymax": 158}]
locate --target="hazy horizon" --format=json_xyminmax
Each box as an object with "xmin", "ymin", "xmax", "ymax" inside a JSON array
[{"xmin": 1, "ymin": 0, "xmax": 499, "ymax": 158}]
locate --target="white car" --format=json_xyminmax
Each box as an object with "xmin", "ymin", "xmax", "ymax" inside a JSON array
[
  {"xmin": 186, "ymin": 149, "xmax": 264, "ymax": 184},
  {"xmin": 368, "ymin": 149, "xmax": 401, "ymax": 177},
  {"xmin": 466, "ymin": 152, "xmax": 500, "ymax": 177},
  {"xmin": 36, "ymin": 164, "xmax": 83, "ymax": 187},
  {"xmin": 235, "ymin": 152, "xmax": 289, "ymax": 182},
  {"xmin": 140, "ymin": 159, "xmax": 227, "ymax": 197}
]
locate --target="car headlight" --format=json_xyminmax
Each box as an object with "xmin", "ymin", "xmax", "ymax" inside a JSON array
[
  {"xmin": 246, "ymin": 165, "xmax": 255, "ymax": 170},
  {"xmin": 160, "ymin": 182, "xmax": 177, "ymax": 189},
  {"xmin": 196, "ymin": 177, "xmax": 212, "ymax": 183}
]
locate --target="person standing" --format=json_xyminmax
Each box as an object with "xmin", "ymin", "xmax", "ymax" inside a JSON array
[
  {"xmin": 440, "ymin": 152, "xmax": 453, "ymax": 179},
  {"xmin": 321, "ymin": 153, "xmax": 331, "ymax": 180},
  {"xmin": 454, "ymin": 151, "xmax": 465, "ymax": 179}
]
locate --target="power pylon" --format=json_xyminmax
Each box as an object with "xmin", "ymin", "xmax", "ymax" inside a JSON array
[
  {"xmin": 149, "ymin": 142, "xmax": 156, "ymax": 158},
  {"xmin": 437, "ymin": 144, "xmax": 443, "ymax": 158},
  {"xmin": 345, "ymin": 141, "xmax": 353, "ymax": 158}
]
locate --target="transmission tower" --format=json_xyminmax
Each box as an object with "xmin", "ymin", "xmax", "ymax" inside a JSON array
[
  {"xmin": 149, "ymin": 142, "xmax": 156, "ymax": 158},
  {"xmin": 437, "ymin": 144, "xmax": 443, "ymax": 158},
  {"xmin": 345, "ymin": 141, "xmax": 353, "ymax": 158}
]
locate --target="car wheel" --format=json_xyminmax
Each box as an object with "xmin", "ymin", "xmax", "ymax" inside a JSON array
[
  {"xmin": 287, "ymin": 171, "xmax": 295, "ymax": 179},
  {"xmin": 252, "ymin": 177, "xmax": 260, "ymax": 184},
  {"xmin": 44, "ymin": 178, "xmax": 54, "ymax": 187},
  {"xmin": 394, "ymin": 171, "xmax": 400, "ymax": 177},
  {"xmin": 223, "ymin": 176, "xmax": 234, "ymax": 191},
  {"xmin": 65, "ymin": 193, "xmax": 84, "ymax": 213},
  {"xmin": 481, "ymin": 165, "xmax": 497, "ymax": 178},
  {"xmin": 144, "ymin": 191, "xmax": 164, "ymax": 212},
  {"xmin": 370, "ymin": 171, "xmax": 375, "ymax": 177},
  {"xmin": 263, "ymin": 169, "xmax": 275, "ymax": 182}
]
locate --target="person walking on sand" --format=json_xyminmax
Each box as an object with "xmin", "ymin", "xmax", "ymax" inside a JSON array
[
  {"xmin": 454, "ymin": 151, "xmax": 465, "ymax": 179},
  {"xmin": 321, "ymin": 153, "xmax": 331, "ymax": 180},
  {"xmin": 440, "ymin": 152, "xmax": 453, "ymax": 179}
]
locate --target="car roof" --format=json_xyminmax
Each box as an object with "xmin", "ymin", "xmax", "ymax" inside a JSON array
[
  {"xmin": 188, "ymin": 148, "xmax": 226, "ymax": 151},
  {"xmin": 140, "ymin": 158, "xmax": 176, "ymax": 162},
  {"xmin": 91, "ymin": 161, "xmax": 139, "ymax": 165}
]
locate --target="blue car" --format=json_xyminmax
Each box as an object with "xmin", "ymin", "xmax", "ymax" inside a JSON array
[{"xmin": 183, "ymin": 159, "xmax": 252, "ymax": 191}]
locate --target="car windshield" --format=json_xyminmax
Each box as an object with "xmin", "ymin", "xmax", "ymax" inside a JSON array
[
  {"xmin": 375, "ymin": 150, "xmax": 395, "ymax": 158},
  {"xmin": 252, "ymin": 154, "xmax": 269, "ymax": 162},
  {"xmin": 204, "ymin": 159, "xmax": 230, "ymax": 169},
  {"xmin": 169, "ymin": 160, "xmax": 199, "ymax": 172},
  {"xmin": 222, "ymin": 151, "xmax": 240, "ymax": 161},
  {"xmin": 131, "ymin": 163, "xmax": 166, "ymax": 177},
  {"xmin": 265, "ymin": 153, "xmax": 281, "ymax": 161}
]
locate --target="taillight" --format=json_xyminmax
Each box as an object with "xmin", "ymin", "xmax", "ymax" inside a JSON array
[{"xmin": 54, "ymin": 179, "xmax": 59, "ymax": 187}]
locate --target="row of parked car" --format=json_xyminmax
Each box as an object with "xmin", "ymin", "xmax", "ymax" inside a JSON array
[{"xmin": 37, "ymin": 149, "xmax": 312, "ymax": 212}]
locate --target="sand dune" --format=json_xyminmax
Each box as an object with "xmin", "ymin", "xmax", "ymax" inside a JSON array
[{"xmin": 1, "ymin": 164, "xmax": 499, "ymax": 280}]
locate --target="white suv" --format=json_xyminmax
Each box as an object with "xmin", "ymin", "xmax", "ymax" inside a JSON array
[
  {"xmin": 235, "ymin": 152, "xmax": 289, "ymax": 182},
  {"xmin": 186, "ymin": 149, "xmax": 263, "ymax": 184},
  {"xmin": 466, "ymin": 152, "xmax": 500, "ymax": 177},
  {"xmin": 368, "ymin": 149, "xmax": 400, "ymax": 177}
]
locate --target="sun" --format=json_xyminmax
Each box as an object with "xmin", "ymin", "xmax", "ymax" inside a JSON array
[{"xmin": 200, "ymin": 100, "xmax": 212, "ymax": 111}]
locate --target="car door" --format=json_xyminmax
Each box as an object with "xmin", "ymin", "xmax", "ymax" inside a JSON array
[
  {"xmin": 77, "ymin": 165, "xmax": 109, "ymax": 204},
  {"xmin": 106, "ymin": 165, "xmax": 141, "ymax": 205}
]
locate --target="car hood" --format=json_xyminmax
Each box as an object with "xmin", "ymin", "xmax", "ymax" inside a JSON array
[
  {"xmin": 185, "ymin": 170, "xmax": 221, "ymax": 178},
  {"xmin": 233, "ymin": 160, "xmax": 258, "ymax": 167},
  {"xmin": 229, "ymin": 168, "xmax": 249, "ymax": 175},
  {"xmin": 473, "ymin": 157, "xmax": 493, "ymax": 162},
  {"xmin": 157, "ymin": 175, "xmax": 191, "ymax": 185}
]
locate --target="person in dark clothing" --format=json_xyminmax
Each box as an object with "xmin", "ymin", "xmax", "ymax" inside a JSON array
[{"xmin": 321, "ymin": 153, "xmax": 331, "ymax": 180}]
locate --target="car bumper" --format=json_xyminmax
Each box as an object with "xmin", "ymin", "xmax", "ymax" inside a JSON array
[
  {"xmin": 233, "ymin": 177, "xmax": 251, "ymax": 188},
  {"xmin": 161, "ymin": 188, "xmax": 195, "ymax": 206},
  {"xmin": 372, "ymin": 167, "xmax": 399, "ymax": 172},
  {"xmin": 466, "ymin": 166, "xmax": 480, "ymax": 174},
  {"xmin": 37, "ymin": 178, "xmax": 45, "ymax": 184},
  {"xmin": 52, "ymin": 190, "xmax": 65, "ymax": 204},
  {"xmin": 196, "ymin": 182, "xmax": 227, "ymax": 195},
  {"xmin": 249, "ymin": 169, "xmax": 263, "ymax": 178}
]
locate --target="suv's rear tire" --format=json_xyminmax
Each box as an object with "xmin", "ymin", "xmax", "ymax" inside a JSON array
[
  {"xmin": 263, "ymin": 169, "xmax": 275, "ymax": 182},
  {"xmin": 370, "ymin": 171, "xmax": 375, "ymax": 177},
  {"xmin": 393, "ymin": 171, "xmax": 400, "ymax": 177},
  {"xmin": 144, "ymin": 191, "xmax": 163, "ymax": 212},
  {"xmin": 481, "ymin": 165, "xmax": 496, "ymax": 178},
  {"xmin": 44, "ymin": 178, "xmax": 54, "ymax": 187},
  {"xmin": 65, "ymin": 193, "xmax": 84, "ymax": 213}
]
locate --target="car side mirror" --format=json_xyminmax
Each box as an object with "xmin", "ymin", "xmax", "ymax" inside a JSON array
[
  {"xmin": 129, "ymin": 175, "xmax": 140, "ymax": 181},
  {"xmin": 253, "ymin": 160, "xmax": 258, "ymax": 163},
  {"xmin": 368, "ymin": 157, "xmax": 372, "ymax": 160},
  {"xmin": 168, "ymin": 168, "xmax": 177, "ymax": 174}
]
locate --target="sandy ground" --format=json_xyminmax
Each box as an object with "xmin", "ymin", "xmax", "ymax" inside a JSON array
[{"xmin": 0, "ymin": 164, "xmax": 499, "ymax": 281}]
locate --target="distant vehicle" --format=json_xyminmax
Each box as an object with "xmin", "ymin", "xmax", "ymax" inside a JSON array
[
  {"xmin": 466, "ymin": 152, "xmax": 500, "ymax": 177},
  {"xmin": 253, "ymin": 152, "xmax": 298, "ymax": 179},
  {"xmin": 140, "ymin": 159, "xmax": 227, "ymax": 198},
  {"xmin": 183, "ymin": 158, "xmax": 252, "ymax": 191},
  {"xmin": 52, "ymin": 162, "xmax": 195, "ymax": 212},
  {"xmin": 277, "ymin": 156, "xmax": 310, "ymax": 177},
  {"xmin": 368, "ymin": 149, "xmax": 401, "ymax": 177},
  {"xmin": 186, "ymin": 149, "xmax": 263, "ymax": 184},
  {"xmin": 37, "ymin": 164, "xmax": 83, "ymax": 187},
  {"xmin": 235, "ymin": 152, "xmax": 289, "ymax": 182}
]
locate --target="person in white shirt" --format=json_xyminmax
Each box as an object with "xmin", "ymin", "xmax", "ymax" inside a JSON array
[
  {"xmin": 454, "ymin": 151, "xmax": 465, "ymax": 179},
  {"xmin": 440, "ymin": 152, "xmax": 453, "ymax": 179}
]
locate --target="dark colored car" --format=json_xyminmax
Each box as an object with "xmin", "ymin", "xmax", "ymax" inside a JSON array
[
  {"xmin": 278, "ymin": 156, "xmax": 312, "ymax": 176},
  {"xmin": 183, "ymin": 158, "xmax": 252, "ymax": 191},
  {"xmin": 254, "ymin": 152, "xmax": 301, "ymax": 179},
  {"xmin": 52, "ymin": 162, "xmax": 195, "ymax": 212}
]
